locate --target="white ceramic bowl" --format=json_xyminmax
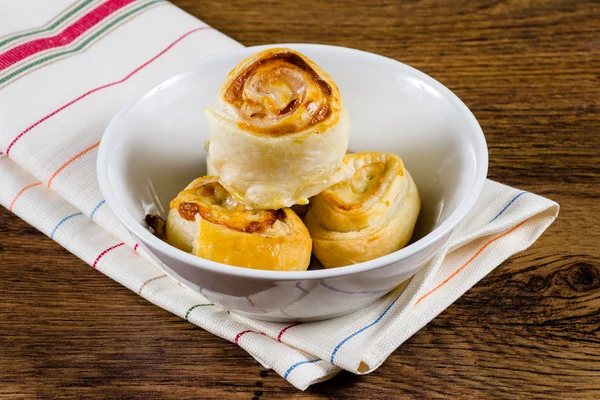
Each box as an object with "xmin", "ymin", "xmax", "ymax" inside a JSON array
[{"xmin": 97, "ymin": 44, "xmax": 487, "ymax": 322}]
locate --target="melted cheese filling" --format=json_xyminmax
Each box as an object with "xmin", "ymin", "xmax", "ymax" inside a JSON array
[
  {"xmin": 223, "ymin": 51, "xmax": 334, "ymax": 136},
  {"xmin": 170, "ymin": 179, "xmax": 291, "ymax": 236},
  {"xmin": 329, "ymin": 162, "xmax": 387, "ymax": 209}
]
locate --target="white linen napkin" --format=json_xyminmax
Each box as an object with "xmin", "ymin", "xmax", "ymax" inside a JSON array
[{"xmin": 0, "ymin": 0, "xmax": 558, "ymax": 390}]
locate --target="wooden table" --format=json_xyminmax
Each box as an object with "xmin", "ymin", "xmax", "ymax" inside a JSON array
[{"xmin": 2, "ymin": 1, "xmax": 599, "ymax": 398}]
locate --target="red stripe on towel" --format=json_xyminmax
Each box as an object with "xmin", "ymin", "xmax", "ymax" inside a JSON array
[
  {"xmin": 0, "ymin": 0, "xmax": 136, "ymax": 71},
  {"xmin": 5, "ymin": 26, "xmax": 212, "ymax": 156},
  {"xmin": 93, "ymin": 242, "xmax": 125, "ymax": 268},
  {"xmin": 234, "ymin": 330, "xmax": 263, "ymax": 345},
  {"xmin": 277, "ymin": 323, "xmax": 301, "ymax": 342}
]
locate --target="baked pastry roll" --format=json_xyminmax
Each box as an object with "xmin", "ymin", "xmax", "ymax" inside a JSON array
[
  {"xmin": 305, "ymin": 152, "xmax": 420, "ymax": 268},
  {"xmin": 167, "ymin": 176, "xmax": 312, "ymax": 271},
  {"xmin": 205, "ymin": 47, "xmax": 350, "ymax": 209}
]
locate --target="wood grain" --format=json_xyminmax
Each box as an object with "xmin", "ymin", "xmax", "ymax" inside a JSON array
[{"xmin": 1, "ymin": 0, "xmax": 599, "ymax": 398}]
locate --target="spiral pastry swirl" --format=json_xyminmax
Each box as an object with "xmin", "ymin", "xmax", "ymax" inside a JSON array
[
  {"xmin": 166, "ymin": 176, "xmax": 312, "ymax": 271},
  {"xmin": 205, "ymin": 48, "xmax": 350, "ymax": 209},
  {"xmin": 305, "ymin": 152, "xmax": 421, "ymax": 268}
]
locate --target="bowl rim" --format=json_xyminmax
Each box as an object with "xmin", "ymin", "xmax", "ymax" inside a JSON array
[{"xmin": 97, "ymin": 43, "xmax": 488, "ymax": 281}]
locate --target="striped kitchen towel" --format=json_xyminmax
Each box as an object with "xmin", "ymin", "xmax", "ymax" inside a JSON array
[{"xmin": 0, "ymin": 0, "xmax": 559, "ymax": 390}]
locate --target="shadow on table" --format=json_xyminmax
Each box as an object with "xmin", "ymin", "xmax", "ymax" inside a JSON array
[{"xmin": 306, "ymin": 371, "xmax": 363, "ymax": 395}]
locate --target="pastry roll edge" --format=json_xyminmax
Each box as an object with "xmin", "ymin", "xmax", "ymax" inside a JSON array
[
  {"xmin": 166, "ymin": 176, "xmax": 312, "ymax": 271},
  {"xmin": 205, "ymin": 47, "xmax": 350, "ymax": 209},
  {"xmin": 305, "ymin": 152, "xmax": 421, "ymax": 268}
]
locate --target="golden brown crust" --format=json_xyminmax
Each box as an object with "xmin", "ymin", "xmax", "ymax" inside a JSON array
[
  {"xmin": 166, "ymin": 176, "xmax": 312, "ymax": 271},
  {"xmin": 321, "ymin": 161, "xmax": 390, "ymax": 211},
  {"xmin": 194, "ymin": 207, "xmax": 312, "ymax": 271},
  {"xmin": 309, "ymin": 152, "xmax": 407, "ymax": 233},
  {"xmin": 218, "ymin": 48, "xmax": 341, "ymax": 136},
  {"xmin": 305, "ymin": 152, "xmax": 421, "ymax": 268},
  {"xmin": 224, "ymin": 51, "xmax": 332, "ymax": 103},
  {"xmin": 169, "ymin": 177, "xmax": 286, "ymax": 234}
]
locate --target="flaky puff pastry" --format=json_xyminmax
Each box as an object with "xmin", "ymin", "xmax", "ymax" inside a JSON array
[
  {"xmin": 205, "ymin": 48, "xmax": 350, "ymax": 210},
  {"xmin": 166, "ymin": 176, "xmax": 311, "ymax": 271},
  {"xmin": 305, "ymin": 152, "xmax": 420, "ymax": 268}
]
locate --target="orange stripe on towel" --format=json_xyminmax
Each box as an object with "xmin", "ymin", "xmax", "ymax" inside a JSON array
[
  {"xmin": 138, "ymin": 274, "xmax": 168, "ymax": 295},
  {"xmin": 47, "ymin": 141, "xmax": 99, "ymax": 187},
  {"xmin": 9, "ymin": 181, "xmax": 42, "ymax": 211},
  {"xmin": 415, "ymin": 220, "xmax": 528, "ymax": 306}
]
